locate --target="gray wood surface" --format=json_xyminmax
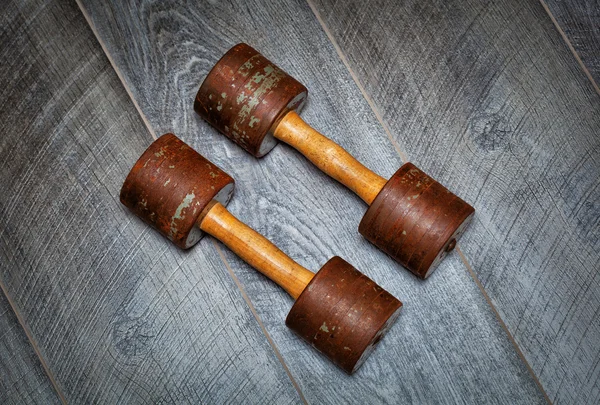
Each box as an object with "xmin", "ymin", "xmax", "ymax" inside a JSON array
[
  {"xmin": 0, "ymin": 0, "xmax": 303, "ymax": 403},
  {"xmin": 78, "ymin": 0, "xmax": 545, "ymax": 403},
  {"xmin": 0, "ymin": 290, "xmax": 60, "ymax": 404},
  {"xmin": 310, "ymin": 0, "xmax": 600, "ymax": 403},
  {"xmin": 545, "ymin": 0, "xmax": 600, "ymax": 88}
]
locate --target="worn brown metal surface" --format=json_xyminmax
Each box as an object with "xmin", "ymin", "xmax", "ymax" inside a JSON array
[
  {"xmin": 286, "ymin": 256, "xmax": 402, "ymax": 374},
  {"xmin": 359, "ymin": 163, "xmax": 475, "ymax": 279},
  {"xmin": 120, "ymin": 133, "xmax": 235, "ymax": 249},
  {"xmin": 195, "ymin": 43, "xmax": 307, "ymax": 157}
]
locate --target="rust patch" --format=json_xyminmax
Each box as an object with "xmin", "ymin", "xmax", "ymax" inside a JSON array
[
  {"xmin": 195, "ymin": 43, "xmax": 307, "ymax": 157},
  {"xmin": 359, "ymin": 162, "xmax": 475, "ymax": 278},
  {"xmin": 120, "ymin": 133, "xmax": 235, "ymax": 249},
  {"xmin": 286, "ymin": 257, "xmax": 402, "ymax": 374}
]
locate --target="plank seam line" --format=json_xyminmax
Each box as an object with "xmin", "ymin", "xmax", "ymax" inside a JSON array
[
  {"xmin": 77, "ymin": 0, "xmax": 309, "ymax": 399},
  {"xmin": 210, "ymin": 240, "xmax": 309, "ymax": 405},
  {"xmin": 77, "ymin": 0, "xmax": 311, "ymax": 399},
  {"xmin": 0, "ymin": 281, "xmax": 67, "ymax": 404},
  {"xmin": 306, "ymin": 1, "xmax": 553, "ymax": 402},
  {"xmin": 456, "ymin": 246, "xmax": 552, "ymax": 404},
  {"xmin": 305, "ymin": 1, "xmax": 408, "ymax": 163},
  {"xmin": 538, "ymin": 0, "xmax": 600, "ymax": 96},
  {"xmin": 75, "ymin": 0, "xmax": 158, "ymax": 141}
]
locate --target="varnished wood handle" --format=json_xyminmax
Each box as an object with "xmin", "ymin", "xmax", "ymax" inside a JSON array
[
  {"xmin": 273, "ymin": 111, "xmax": 388, "ymax": 205},
  {"xmin": 198, "ymin": 201, "xmax": 314, "ymax": 299}
]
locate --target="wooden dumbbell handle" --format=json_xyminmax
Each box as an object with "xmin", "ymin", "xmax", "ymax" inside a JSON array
[
  {"xmin": 198, "ymin": 201, "xmax": 315, "ymax": 299},
  {"xmin": 273, "ymin": 111, "xmax": 388, "ymax": 205}
]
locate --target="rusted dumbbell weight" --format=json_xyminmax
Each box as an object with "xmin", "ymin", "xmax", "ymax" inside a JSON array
[
  {"xmin": 194, "ymin": 43, "xmax": 475, "ymax": 279},
  {"xmin": 120, "ymin": 133, "xmax": 402, "ymax": 373}
]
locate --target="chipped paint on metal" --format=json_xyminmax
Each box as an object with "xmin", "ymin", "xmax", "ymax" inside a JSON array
[
  {"xmin": 194, "ymin": 44, "xmax": 308, "ymax": 157},
  {"xmin": 232, "ymin": 64, "xmax": 285, "ymax": 140},
  {"xmin": 248, "ymin": 116, "xmax": 260, "ymax": 128},
  {"xmin": 121, "ymin": 134, "xmax": 235, "ymax": 249},
  {"xmin": 239, "ymin": 54, "xmax": 260, "ymax": 77},
  {"xmin": 286, "ymin": 256, "xmax": 402, "ymax": 374},
  {"xmin": 169, "ymin": 192, "xmax": 195, "ymax": 239},
  {"xmin": 358, "ymin": 162, "xmax": 474, "ymax": 278}
]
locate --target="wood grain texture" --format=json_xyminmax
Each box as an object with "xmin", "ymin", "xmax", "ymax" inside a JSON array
[
  {"xmin": 274, "ymin": 111, "xmax": 388, "ymax": 205},
  {"xmin": 0, "ymin": 290, "xmax": 60, "ymax": 404},
  {"xmin": 544, "ymin": 0, "xmax": 600, "ymax": 88},
  {"xmin": 79, "ymin": 0, "xmax": 545, "ymax": 402},
  {"xmin": 0, "ymin": 0, "xmax": 303, "ymax": 403},
  {"xmin": 199, "ymin": 202, "xmax": 315, "ymax": 300},
  {"xmin": 310, "ymin": 0, "xmax": 600, "ymax": 402}
]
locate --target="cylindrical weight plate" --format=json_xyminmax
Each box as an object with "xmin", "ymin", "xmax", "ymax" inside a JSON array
[
  {"xmin": 286, "ymin": 257, "xmax": 402, "ymax": 374},
  {"xmin": 195, "ymin": 43, "xmax": 307, "ymax": 157},
  {"xmin": 359, "ymin": 163, "xmax": 474, "ymax": 278},
  {"xmin": 120, "ymin": 133, "xmax": 235, "ymax": 249}
]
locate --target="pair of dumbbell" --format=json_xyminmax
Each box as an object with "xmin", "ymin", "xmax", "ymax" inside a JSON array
[{"xmin": 120, "ymin": 44, "xmax": 474, "ymax": 374}]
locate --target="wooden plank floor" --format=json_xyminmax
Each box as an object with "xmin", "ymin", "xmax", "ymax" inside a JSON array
[
  {"xmin": 0, "ymin": 290, "xmax": 59, "ymax": 404},
  {"xmin": 0, "ymin": 0, "xmax": 597, "ymax": 403},
  {"xmin": 310, "ymin": 0, "xmax": 600, "ymax": 403},
  {"xmin": 0, "ymin": 0, "xmax": 302, "ymax": 403},
  {"xmin": 0, "ymin": 6, "xmax": 60, "ymax": 404},
  {"xmin": 544, "ymin": 0, "xmax": 600, "ymax": 90},
  {"xmin": 77, "ymin": 0, "xmax": 545, "ymax": 403}
]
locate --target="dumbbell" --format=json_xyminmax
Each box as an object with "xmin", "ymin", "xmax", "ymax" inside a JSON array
[
  {"xmin": 120, "ymin": 133, "xmax": 402, "ymax": 373},
  {"xmin": 194, "ymin": 43, "xmax": 475, "ymax": 279}
]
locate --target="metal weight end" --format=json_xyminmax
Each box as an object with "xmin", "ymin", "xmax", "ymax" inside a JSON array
[
  {"xmin": 195, "ymin": 43, "xmax": 307, "ymax": 157},
  {"xmin": 120, "ymin": 133, "xmax": 235, "ymax": 249},
  {"xmin": 286, "ymin": 257, "xmax": 402, "ymax": 374},
  {"xmin": 359, "ymin": 163, "xmax": 475, "ymax": 278}
]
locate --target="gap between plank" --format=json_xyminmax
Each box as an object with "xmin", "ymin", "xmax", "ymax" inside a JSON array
[
  {"xmin": 76, "ymin": 0, "xmax": 157, "ymax": 140},
  {"xmin": 76, "ymin": 1, "xmax": 309, "ymax": 401},
  {"xmin": 456, "ymin": 247, "xmax": 552, "ymax": 404},
  {"xmin": 0, "ymin": 281, "xmax": 67, "ymax": 404},
  {"xmin": 538, "ymin": 0, "xmax": 600, "ymax": 96},
  {"xmin": 211, "ymin": 240, "xmax": 309, "ymax": 405},
  {"xmin": 0, "ymin": 2, "xmax": 145, "ymax": 402},
  {"xmin": 305, "ymin": 2, "xmax": 408, "ymax": 163},
  {"xmin": 306, "ymin": 1, "xmax": 553, "ymax": 403}
]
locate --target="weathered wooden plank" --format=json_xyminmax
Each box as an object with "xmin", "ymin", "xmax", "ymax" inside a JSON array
[
  {"xmin": 0, "ymin": 290, "xmax": 60, "ymax": 404},
  {"xmin": 79, "ymin": 0, "xmax": 546, "ymax": 402},
  {"xmin": 310, "ymin": 0, "xmax": 600, "ymax": 402},
  {"xmin": 0, "ymin": 0, "xmax": 303, "ymax": 403},
  {"xmin": 544, "ymin": 0, "xmax": 600, "ymax": 89}
]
